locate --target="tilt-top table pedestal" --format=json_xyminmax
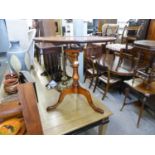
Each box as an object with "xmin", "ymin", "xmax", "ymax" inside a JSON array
[
  {"xmin": 34, "ymin": 36, "xmax": 116, "ymax": 114},
  {"xmin": 47, "ymin": 49, "xmax": 104, "ymax": 113}
]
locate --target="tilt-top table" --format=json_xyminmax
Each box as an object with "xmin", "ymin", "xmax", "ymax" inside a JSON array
[{"xmin": 34, "ymin": 36, "xmax": 116, "ymax": 114}]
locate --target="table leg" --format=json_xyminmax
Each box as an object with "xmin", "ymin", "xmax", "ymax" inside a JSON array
[
  {"xmin": 98, "ymin": 124, "xmax": 108, "ymax": 135},
  {"xmin": 120, "ymin": 87, "xmax": 130, "ymax": 111},
  {"xmin": 137, "ymin": 97, "xmax": 145, "ymax": 128}
]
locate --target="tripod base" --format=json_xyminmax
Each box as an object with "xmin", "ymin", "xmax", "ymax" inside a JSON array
[
  {"xmin": 57, "ymin": 76, "xmax": 72, "ymax": 91},
  {"xmin": 47, "ymin": 49, "xmax": 104, "ymax": 114},
  {"xmin": 47, "ymin": 85, "xmax": 104, "ymax": 114}
]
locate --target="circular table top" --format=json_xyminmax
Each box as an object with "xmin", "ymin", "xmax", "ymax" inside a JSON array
[{"xmin": 134, "ymin": 40, "xmax": 155, "ymax": 51}]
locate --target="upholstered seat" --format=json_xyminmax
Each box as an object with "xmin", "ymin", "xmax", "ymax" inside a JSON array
[
  {"xmin": 87, "ymin": 68, "xmax": 97, "ymax": 74},
  {"xmin": 99, "ymin": 75, "xmax": 120, "ymax": 84},
  {"xmin": 93, "ymin": 24, "xmax": 118, "ymax": 51},
  {"xmin": 106, "ymin": 25, "xmax": 142, "ymax": 54},
  {"xmin": 106, "ymin": 43, "xmax": 133, "ymax": 52}
]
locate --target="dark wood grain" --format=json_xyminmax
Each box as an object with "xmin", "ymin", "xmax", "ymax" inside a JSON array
[
  {"xmin": 147, "ymin": 19, "xmax": 155, "ymax": 40},
  {"xmin": 134, "ymin": 40, "xmax": 155, "ymax": 51}
]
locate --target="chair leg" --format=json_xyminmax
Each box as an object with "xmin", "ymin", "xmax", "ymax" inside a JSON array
[
  {"xmin": 93, "ymin": 77, "xmax": 98, "ymax": 93},
  {"xmin": 39, "ymin": 51, "xmax": 42, "ymax": 65},
  {"xmin": 102, "ymin": 83, "xmax": 109, "ymax": 100},
  {"xmin": 84, "ymin": 74, "xmax": 87, "ymax": 83},
  {"xmin": 102, "ymin": 92, "xmax": 107, "ymax": 100},
  {"xmin": 137, "ymin": 97, "xmax": 146, "ymax": 128},
  {"xmin": 89, "ymin": 76, "xmax": 94, "ymax": 88},
  {"xmin": 120, "ymin": 87, "xmax": 130, "ymax": 111}
]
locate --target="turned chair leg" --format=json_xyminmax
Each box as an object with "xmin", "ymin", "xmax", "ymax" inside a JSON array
[
  {"xmin": 120, "ymin": 87, "xmax": 130, "ymax": 111},
  {"xmin": 84, "ymin": 74, "xmax": 87, "ymax": 83},
  {"xmin": 137, "ymin": 97, "xmax": 146, "ymax": 128},
  {"xmin": 93, "ymin": 77, "xmax": 98, "ymax": 93},
  {"xmin": 84, "ymin": 75, "xmax": 87, "ymax": 83},
  {"xmin": 89, "ymin": 76, "xmax": 94, "ymax": 88},
  {"xmin": 102, "ymin": 83, "xmax": 109, "ymax": 100}
]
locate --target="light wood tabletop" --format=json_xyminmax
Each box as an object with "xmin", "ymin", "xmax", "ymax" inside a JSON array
[
  {"xmin": 32, "ymin": 61, "xmax": 112, "ymax": 135},
  {"xmin": 0, "ymin": 61, "xmax": 112, "ymax": 135}
]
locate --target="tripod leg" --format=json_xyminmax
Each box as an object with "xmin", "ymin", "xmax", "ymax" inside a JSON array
[
  {"xmin": 47, "ymin": 87, "xmax": 73, "ymax": 111},
  {"xmin": 78, "ymin": 86, "xmax": 104, "ymax": 114}
]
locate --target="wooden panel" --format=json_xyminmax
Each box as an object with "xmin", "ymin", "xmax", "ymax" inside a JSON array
[
  {"xmin": 39, "ymin": 19, "xmax": 56, "ymax": 37},
  {"xmin": 98, "ymin": 19, "xmax": 103, "ymax": 32},
  {"xmin": 18, "ymin": 83, "xmax": 43, "ymax": 135},
  {"xmin": 0, "ymin": 101, "xmax": 22, "ymax": 121},
  {"xmin": 147, "ymin": 19, "xmax": 155, "ymax": 40}
]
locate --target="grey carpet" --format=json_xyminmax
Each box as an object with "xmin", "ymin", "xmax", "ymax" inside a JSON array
[
  {"xmin": 66, "ymin": 61, "xmax": 155, "ymax": 135},
  {"xmin": 80, "ymin": 80, "xmax": 155, "ymax": 135}
]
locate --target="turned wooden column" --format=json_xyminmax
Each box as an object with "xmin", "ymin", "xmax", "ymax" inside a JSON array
[{"xmin": 47, "ymin": 48, "xmax": 104, "ymax": 114}]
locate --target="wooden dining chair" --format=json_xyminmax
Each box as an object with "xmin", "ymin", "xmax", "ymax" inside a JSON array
[
  {"xmin": 93, "ymin": 24, "xmax": 119, "ymax": 53},
  {"xmin": 93, "ymin": 51, "xmax": 140, "ymax": 100},
  {"xmin": 114, "ymin": 52, "xmax": 140, "ymax": 77},
  {"xmin": 93, "ymin": 53, "xmax": 121, "ymax": 100},
  {"xmin": 84, "ymin": 44, "xmax": 103, "ymax": 88},
  {"xmin": 120, "ymin": 78, "xmax": 155, "ymax": 128},
  {"xmin": 106, "ymin": 25, "xmax": 142, "ymax": 54}
]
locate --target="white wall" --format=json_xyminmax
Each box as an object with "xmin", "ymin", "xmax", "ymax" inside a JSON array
[
  {"xmin": 6, "ymin": 19, "xmax": 29, "ymax": 50},
  {"xmin": 62, "ymin": 20, "xmax": 74, "ymax": 36},
  {"xmin": 73, "ymin": 19, "xmax": 88, "ymax": 83}
]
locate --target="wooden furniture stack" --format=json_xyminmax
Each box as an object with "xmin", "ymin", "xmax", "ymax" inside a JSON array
[{"xmin": 0, "ymin": 83, "xmax": 43, "ymax": 134}]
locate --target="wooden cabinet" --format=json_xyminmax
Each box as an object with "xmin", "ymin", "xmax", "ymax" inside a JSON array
[{"xmin": 147, "ymin": 19, "xmax": 155, "ymax": 40}]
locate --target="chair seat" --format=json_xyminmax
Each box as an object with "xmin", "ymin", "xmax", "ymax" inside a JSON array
[
  {"xmin": 99, "ymin": 75, "xmax": 120, "ymax": 84},
  {"xmin": 87, "ymin": 68, "xmax": 97, "ymax": 74},
  {"xmin": 106, "ymin": 43, "xmax": 133, "ymax": 52}
]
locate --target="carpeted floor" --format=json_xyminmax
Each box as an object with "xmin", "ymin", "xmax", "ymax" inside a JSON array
[
  {"xmin": 66, "ymin": 63, "xmax": 155, "ymax": 135},
  {"xmin": 80, "ymin": 80, "xmax": 155, "ymax": 135}
]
